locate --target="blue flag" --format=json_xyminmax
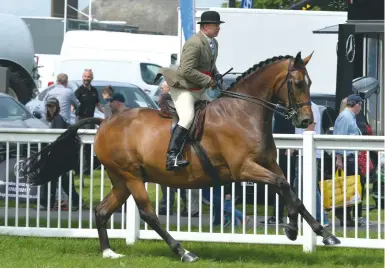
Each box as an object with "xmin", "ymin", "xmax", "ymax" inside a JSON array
[
  {"xmin": 241, "ymin": 0, "xmax": 253, "ymax": 8},
  {"xmin": 180, "ymin": 0, "xmax": 195, "ymax": 41}
]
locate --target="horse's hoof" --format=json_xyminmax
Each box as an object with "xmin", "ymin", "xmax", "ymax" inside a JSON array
[
  {"xmin": 181, "ymin": 250, "xmax": 199, "ymax": 263},
  {"xmin": 284, "ymin": 226, "xmax": 298, "ymax": 241},
  {"xmin": 323, "ymin": 235, "xmax": 341, "ymax": 246},
  {"xmin": 102, "ymin": 248, "xmax": 125, "ymax": 259}
]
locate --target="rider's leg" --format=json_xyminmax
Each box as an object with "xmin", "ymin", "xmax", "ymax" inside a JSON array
[{"xmin": 166, "ymin": 87, "xmax": 196, "ymax": 170}]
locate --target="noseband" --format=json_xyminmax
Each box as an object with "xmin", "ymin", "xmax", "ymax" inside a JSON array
[{"xmin": 219, "ymin": 58, "xmax": 311, "ymax": 119}]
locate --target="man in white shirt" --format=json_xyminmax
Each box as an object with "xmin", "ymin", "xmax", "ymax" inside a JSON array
[{"xmin": 294, "ymin": 101, "xmax": 329, "ymax": 227}]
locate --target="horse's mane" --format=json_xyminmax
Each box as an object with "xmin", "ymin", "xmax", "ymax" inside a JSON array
[{"xmin": 228, "ymin": 55, "xmax": 294, "ymax": 90}]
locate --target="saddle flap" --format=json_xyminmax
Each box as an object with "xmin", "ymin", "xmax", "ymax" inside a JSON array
[{"xmin": 166, "ymin": 100, "xmax": 177, "ymax": 114}]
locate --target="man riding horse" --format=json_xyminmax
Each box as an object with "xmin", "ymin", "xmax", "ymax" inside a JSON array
[{"xmin": 160, "ymin": 11, "xmax": 224, "ymax": 171}]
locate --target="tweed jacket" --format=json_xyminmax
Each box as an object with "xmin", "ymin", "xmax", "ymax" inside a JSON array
[{"xmin": 159, "ymin": 31, "xmax": 219, "ymax": 90}]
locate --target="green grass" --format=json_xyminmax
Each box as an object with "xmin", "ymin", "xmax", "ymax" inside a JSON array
[{"xmin": 0, "ymin": 235, "xmax": 383, "ymax": 268}]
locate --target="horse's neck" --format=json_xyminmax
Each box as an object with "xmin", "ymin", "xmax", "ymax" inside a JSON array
[
  {"xmin": 225, "ymin": 64, "xmax": 281, "ymax": 129},
  {"xmin": 231, "ymin": 65, "xmax": 279, "ymax": 101}
]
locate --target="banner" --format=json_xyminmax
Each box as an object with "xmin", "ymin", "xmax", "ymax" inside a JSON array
[
  {"xmin": 241, "ymin": 0, "xmax": 253, "ymax": 8},
  {"xmin": 180, "ymin": 0, "xmax": 195, "ymax": 41},
  {"xmin": 0, "ymin": 158, "xmax": 38, "ymax": 201}
]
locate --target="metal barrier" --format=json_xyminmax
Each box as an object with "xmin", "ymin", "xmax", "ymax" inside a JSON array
[{"xmin": 0, "ymin": 128, "xmax": 383, "ymax": 252}]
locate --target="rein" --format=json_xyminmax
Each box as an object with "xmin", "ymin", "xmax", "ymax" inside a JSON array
[{"xmin": 217, "ymin": 59, "xmax": 311, "ymax": 119}]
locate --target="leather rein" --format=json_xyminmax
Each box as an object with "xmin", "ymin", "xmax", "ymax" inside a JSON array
[{"xmin": 217, "ymin": 59, "xmax": 312, "ymax": 119}]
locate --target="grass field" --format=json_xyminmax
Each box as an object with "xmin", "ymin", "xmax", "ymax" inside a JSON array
[
  {"xmin": 0, "ymin": 170, "xmax": 384, "ymax": 267},
  {"xmin": 0, "ymin": 236, "xmax": 383, "ymax": 268}
]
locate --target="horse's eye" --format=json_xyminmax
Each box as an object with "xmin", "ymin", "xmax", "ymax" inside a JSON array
[{"xmin": 294, "ymin": 80, "xmax": 303, "ymax": 86}]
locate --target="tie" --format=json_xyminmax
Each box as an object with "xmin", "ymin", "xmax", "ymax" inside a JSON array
[{"xmin": 209, "ymin": 40, "xmax": 215, "ymax": 55}]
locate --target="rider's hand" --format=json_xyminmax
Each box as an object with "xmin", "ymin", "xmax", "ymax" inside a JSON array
[
  {"xmin": 214, "ymin": 73, "xmax": 223, "ymax": 84},
  {"xmin": 208, "ymin": 78, "xmax": 216, "ymax": 88}
]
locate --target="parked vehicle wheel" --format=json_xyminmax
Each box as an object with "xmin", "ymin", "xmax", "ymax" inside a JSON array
[{"xmin": 8, "ymin": 71, "xmax": 32, "ymax": 104}]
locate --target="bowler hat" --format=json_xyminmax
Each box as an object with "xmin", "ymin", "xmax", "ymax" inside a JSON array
[{"xmin": 198, "ymin": 11, "xmax": 224, "ymax": 24}]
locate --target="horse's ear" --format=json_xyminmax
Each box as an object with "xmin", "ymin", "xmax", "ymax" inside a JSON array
[
  {"xmin": 294, "ymin": 51, "xmax": 302, "ymax": 66},
  {"xmin": 303, "ymin": 51, "xmax": 314, "ymax": 66}
]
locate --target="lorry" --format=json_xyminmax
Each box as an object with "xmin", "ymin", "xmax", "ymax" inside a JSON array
[
  {"xmin": 0, "ymin": 13, "xmax": 40, "ymax": 104},
  {"xmin": 177, "ymin": 7, "xmax": 347, "ymax": 95},
  {"xmin": 55, "ymin": 30, "xmax": 179, "ymax": 101}
]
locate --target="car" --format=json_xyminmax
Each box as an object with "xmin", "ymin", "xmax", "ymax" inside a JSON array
[
  {"xmin": 25, "ymin": 80, "xmax": 160, "ymax": 125},
  {"xmin": 0, "ymin": 93, "xmax": 47, "ymax": 161}
]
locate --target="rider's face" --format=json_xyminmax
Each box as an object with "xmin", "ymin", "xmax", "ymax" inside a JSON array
[{"xmin": 203, "ymin": 24, "xmax": 220, "ymax": 38}]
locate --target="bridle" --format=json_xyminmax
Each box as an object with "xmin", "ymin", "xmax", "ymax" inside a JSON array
[{"xmin": 218, "ymin": 58, "xmax": 312, "ymax": 119}]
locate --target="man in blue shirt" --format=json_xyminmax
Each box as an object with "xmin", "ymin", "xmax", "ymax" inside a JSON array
[
  {"xmin": 334, "ymin": 94, "xmax": 363, "ymax": 167},
  {"xmin": 333, "ymin": 94, "xmax": 364, "ymax": 227},
  {"xmin": 44, "ymin": 73, "xmax": 80, "ymax": 124}
]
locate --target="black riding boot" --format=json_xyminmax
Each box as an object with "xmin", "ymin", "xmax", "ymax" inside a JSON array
[{"xmin": 166, "ymin": 125, "xmax": 190, "ymax": 171}]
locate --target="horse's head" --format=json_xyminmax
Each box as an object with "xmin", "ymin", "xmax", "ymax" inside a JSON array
[{"xmin": 275, "ymin": 52, "xmax": 314, "ymax": 129}]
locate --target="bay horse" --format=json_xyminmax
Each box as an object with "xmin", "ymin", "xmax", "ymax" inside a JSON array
[{"xmin": 21, "ymin": 52, "xmax": 340, "ymax": 262}]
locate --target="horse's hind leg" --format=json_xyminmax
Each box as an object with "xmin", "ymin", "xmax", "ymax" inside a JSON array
[
  {"xmin": 95, "ymin": 171, "xmax": 131, "ymax": 259},
  {"xmin": 126, "ymin": 177, "xmax": 199, "ymax": 262},
  {"xmin": 240, "ymin": 159, "xmax": 340, "ymax": 246}
]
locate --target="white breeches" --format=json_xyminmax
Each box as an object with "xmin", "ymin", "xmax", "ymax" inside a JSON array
[{"xmin": 169, "ymin": 87, "xmax": 212, "ymax": 129}]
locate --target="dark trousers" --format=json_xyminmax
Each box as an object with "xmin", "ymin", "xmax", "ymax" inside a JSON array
[
  {"xmin": 77, "ymin": 116, "xmax": 95, "ymax": 173},
  {"xmin": 160, "ymin": 186, "xmax": 187, "ymax": 212},
  {"xmin": 40, "ymin": 172, "xmax": 80, "ymax": 208},
  {"xmin": 335, "ymin": 156, "xmax": 366, "ymax": 221},
  {"xmin": 273, "ymin": 153, "xmax": 296, "ymax": 219}
]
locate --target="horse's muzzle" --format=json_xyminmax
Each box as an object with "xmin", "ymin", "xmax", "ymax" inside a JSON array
[{"xmin": 299, "ymin": 117, "xmax": 313, "ymax": 129}]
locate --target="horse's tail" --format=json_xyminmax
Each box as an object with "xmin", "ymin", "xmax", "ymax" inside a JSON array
[{"xmin": 21, "ymin": 117, "xmax": 104, "ymax": 186}]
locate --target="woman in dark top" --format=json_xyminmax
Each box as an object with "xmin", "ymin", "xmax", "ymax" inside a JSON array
[
  {"xmin": 46, "ymin": 98, "xmax": 69, "ymax": 129},
  {"xmin": 39, "ymin": 98, "xmax": 81, "ymax": 211}
]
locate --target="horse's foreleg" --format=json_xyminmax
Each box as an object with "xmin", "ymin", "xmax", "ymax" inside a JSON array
[
  {"xmin": 239, "ymin": 159, "xmax": 340, "ymax": 246},
  {"xmin": 268, "ymin": 162, "xmax": 299, "ymax": 241},
  {"xmin": 127, "ymin": 179, "xmax": 199, "ymax": 263},
  {"xmin": 95, "ymin": 186, "xmax": 130, "ymax": 258}
]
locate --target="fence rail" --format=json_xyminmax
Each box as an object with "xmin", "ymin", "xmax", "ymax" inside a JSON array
[{"xmin": 0, "ymin": 128, "xmax": 384, "ymax": 252}]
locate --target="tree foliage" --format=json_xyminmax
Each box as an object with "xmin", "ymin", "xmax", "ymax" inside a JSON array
[{"xmin": 223, "ymin": 0, "xmax": 348, "ymax": 11}]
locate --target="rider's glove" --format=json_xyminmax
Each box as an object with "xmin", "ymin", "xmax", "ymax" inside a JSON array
[{"xmin": 214, "ymin": 73, "xmax": 223, "ymax": 84}]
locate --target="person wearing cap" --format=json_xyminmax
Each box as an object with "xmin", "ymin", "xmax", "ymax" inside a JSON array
[
  {"xmin": 158, "ymin": 10, "xmax": 224, "ymax": 171},
  {"xmin": 45, "ymin": 97, "xmax": 69, "ymax": 129},
  {"xmin": 110, "ymin": 93, "xmax": 126, "ymax": 115},
  {"xmin": 40, "ymin": 97, "xmax": 81, "ymax": 211},
  {"xmin": 333, "ymin": 94, "xmax": 364, "ymax": 226}
]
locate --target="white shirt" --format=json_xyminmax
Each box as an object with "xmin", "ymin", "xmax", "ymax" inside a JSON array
[{"xmin": 295, "ymin": 102, "xmax": 321, "ymax": 159}]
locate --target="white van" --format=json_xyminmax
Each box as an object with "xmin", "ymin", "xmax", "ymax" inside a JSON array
[{"xmin": 57, "ymin": 30, "xmax": 179, "ymax": 101}]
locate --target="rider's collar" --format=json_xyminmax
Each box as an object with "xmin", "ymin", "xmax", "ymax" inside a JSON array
[{"xmin": 200, "ymin": 31, "xmax": 212, "ymax": 43}]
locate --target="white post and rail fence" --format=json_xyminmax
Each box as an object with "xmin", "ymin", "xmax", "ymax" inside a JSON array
[{"xmin": 0, "ymin": 128, "xmax": 383, "ymax": 252}]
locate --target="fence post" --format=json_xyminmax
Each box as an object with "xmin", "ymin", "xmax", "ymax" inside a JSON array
[
  {"xmin": 302, "ymin": 131, "xmax": 316, "ymax": 252},
  {"xmin": 126, "ymin": 196, "xmax": 140, "ymax": 245}
]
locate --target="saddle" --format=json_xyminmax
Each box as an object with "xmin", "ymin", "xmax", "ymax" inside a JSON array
[
  {"xmin": 159, "ymin": 99, "xmax": 209, "ymax": 142},
  {"xmin": 158, "ymin": 99, "xmax": 221, "ymax": 185}
]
